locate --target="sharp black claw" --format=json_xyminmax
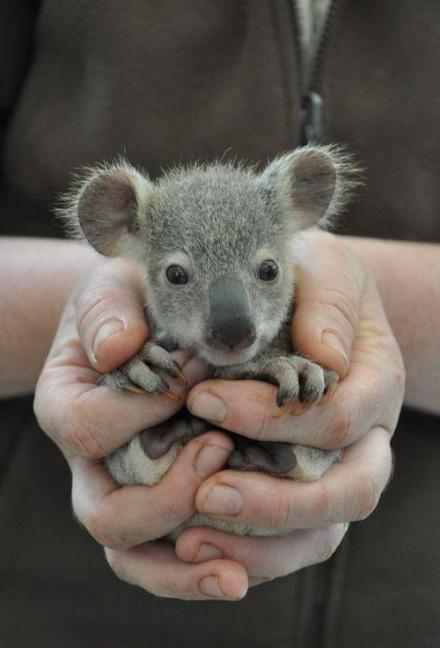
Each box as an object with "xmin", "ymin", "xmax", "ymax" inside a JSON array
[
  {"xmin": 169, "ymin": 360, "xmax": 187, "ymax": 384},
  {"xmin": 157, "ymin": 377, "xmax": 170, "ymax": 393},
  {"xmin": 298, "ymin": 384, "xmax": 321, "ymax": 404},
  {"xmin": 276, "ymin": 388, "xmax": 291, "ymax": 408}
]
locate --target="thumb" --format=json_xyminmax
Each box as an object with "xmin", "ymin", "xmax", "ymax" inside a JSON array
[
  {"xmin": 291, "ymin": 233, "xmax": 365, "ymax": 379},
  {"xmin": 74, "ymin": 258, "xmax": 148, "ymax": 373}
]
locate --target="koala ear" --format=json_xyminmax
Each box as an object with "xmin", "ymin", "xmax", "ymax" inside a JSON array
[
  {"xmin": 262, "ymin": 145, "xmax": 359, "ymax": 230},
  {"xmin": 62, "ymin": 162, "xmax": 153, "ymax": 257}
]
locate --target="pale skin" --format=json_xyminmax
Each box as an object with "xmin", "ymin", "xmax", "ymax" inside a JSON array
[{"xmin": 1, "ymin": 231, "xmax": 438, "ymax": 599}]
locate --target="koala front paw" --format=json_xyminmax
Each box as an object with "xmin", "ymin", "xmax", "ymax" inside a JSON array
[
  {"xmin": 101, "ymin": 341, "xmax": 186, "ymax": 397},
  {"xmin": 258, "ymin": 355, "xmax": 338, "ymax": 415}
]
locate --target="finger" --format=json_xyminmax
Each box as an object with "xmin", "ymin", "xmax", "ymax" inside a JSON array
[
  {"xmin": 74, "ymin": 257, "xmax": 149, "ymax": 373},
  {"xmin": 290, "ymin": 231, "xmax": 365, "ymax": 378},
  {"xmin": 105, "ymin": 542, "xmax": 248, "ymax": 601},
  {"xmin": 37, "ymin": 359, "xmax": 208, "ymax": 458},
  {"xmin": 186, "ymin": 361, "xmax": 387, "ymax": 448},
  {"xmin": 36, "ymin": 299, "xmax": 210, "ymax": 457},
  {"xmin": 187, "ymin": 278, "xmax": 404, "ymax": 448},
  {"xmin": 176, "ymin": 523, "xmax": 347, "ymax": 581},
  {"xmin": 71, "ymin": 431, "xmax": 234, "ymax": 549},
  {"xmin": 194, "ymin": 427, "xmax": 392, "ymax": 533}
]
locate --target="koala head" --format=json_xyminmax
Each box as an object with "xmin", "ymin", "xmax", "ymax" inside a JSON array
[{"xmin": 65, "ymin": 146, "xmax": 356, "ymax": 366}]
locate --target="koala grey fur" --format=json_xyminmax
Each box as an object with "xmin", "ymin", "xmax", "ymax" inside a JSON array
[{"xmin": 62, "ymin": 145, "xmax": 358, "ymax": 538}]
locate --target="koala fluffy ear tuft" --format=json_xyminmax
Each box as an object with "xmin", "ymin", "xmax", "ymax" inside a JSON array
[
  {"xmin": 262, "ymin": 145, "xmax": 360, "ymax": 231},
  {"xmin": 61, "ymin": 161, "xmax": 153, "ymax": 257}
]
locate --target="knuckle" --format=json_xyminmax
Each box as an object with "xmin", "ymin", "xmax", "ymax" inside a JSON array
[
  {"xmin": 159, "ymin": 493, "xmax": 184, "ymax": 526},
  {"xmin": 105, "ymin": 549, "xmax": 127, "ymax": 581},
  {"xmin": 315, "ymin": 528, "xmax": 341, "ymax": 563},
  {"xmin": 86, "ymin": 510, "xmax": 115, "ymax": 547},
  {"xmin": 104, "ymin": 530, "xmax": 135, "ymax": 551},
  {"xmin": 254, "ymin": 406, "xmax": 276, "ymax": 441},
  {"xmin": 266, "ymin": 490, "xmax": 292, "ymax": 532},
  {"xmin": 353, "ymin": 472, "xmax": 381, "ymax": 521},
  {"xmin": 85, "ymin": 508, "xmax": 133, "ymax": 550},
  {"xmin": 392, "ymin": 363, "xmax": 406, "ymax": 397},
  {"xmin": 33, "ymin": 390, "xmax": 44, "ymax": 426},
  {"xmin": 64, "ymin": 421, "xmax": 104, "ymax": 459},
  {"xmin": 313, "ymin": 483, "xmax": 332, "ymax": 519},
  {"xmin": 64, "ymin": 400, "xmax": 106, "ymax": 459},
  {"xmin": 326, "ymin": 409, "xmax": 355, "ymax": 448},
  {"xmin": 91, "ymin": 518, "xmax": 141, "ymax": 551},
  {"xmin": 384, "ymin": 449, "xmax": 396, "ymax": 489},
  {"xmin": 33, "ymin": 389, "xmax": 54, "ymax": 438}
]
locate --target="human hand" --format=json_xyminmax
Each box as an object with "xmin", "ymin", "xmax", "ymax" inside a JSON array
[
  {"xmin": 179, "ymin": 230, "xmax": 405, "ymax": 587},
  {"xmin": 34, "ymin": 257, "xmax": 248, "ymax": 600}
]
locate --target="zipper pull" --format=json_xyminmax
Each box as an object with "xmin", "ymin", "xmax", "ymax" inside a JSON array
[{"xmin": 302, "ymin": 92, "xmax": 323, "ymax": 144}]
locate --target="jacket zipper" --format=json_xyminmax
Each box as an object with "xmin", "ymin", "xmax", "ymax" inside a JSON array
[{"xmin": 292, "ymin": 0, "xmax": 342, "ymax": 144}]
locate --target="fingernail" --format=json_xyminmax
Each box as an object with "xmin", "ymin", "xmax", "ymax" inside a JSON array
[
  {"xmin": 199, "ymin": 575, "xmax": 225, "ymax": 599},
  {"xmin": 193, "ymin": 543, "xmax": 224, "ymax": 562},
  {"xmin": 189, "ymin": 393, "xmax": 228, "ymax": 422},
  {"xmin": 195, "ymin": 445, "xmax": 231, "ymax": 479},
  {"xmin": 322, "ymin": 331, "xmax": 349, "ymax": 369},
  {"xmin": 93, "ymin": 319, "xmax": 124, "ymax": 360},
  {"xmin": 200, "ymin": 484, "xmax": 243, "ymax": 516}
]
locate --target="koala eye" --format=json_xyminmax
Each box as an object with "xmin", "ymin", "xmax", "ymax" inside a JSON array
[
  {"xmin": 166, "ymin": 264, "xmax": 188, "ymax": 285},
  {"xmin": 258, "ymin": 259, "xmax": 278, "ymax": 281}
]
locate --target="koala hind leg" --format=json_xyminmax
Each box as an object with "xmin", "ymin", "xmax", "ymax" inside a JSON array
[
  {"xmin": 106, "ymin": 409, "xmax": 210, "ymax": 486},
  {"xmin": 227, "ymin": 433, "xmax": 298, "ymax": 474},
  {"xmin": 139, "ymin": 408, "xmax": 209, "ymax": 460},
  {"xmin": 226, "ymin": 433, "xmax": 340, "ymax": 481}
]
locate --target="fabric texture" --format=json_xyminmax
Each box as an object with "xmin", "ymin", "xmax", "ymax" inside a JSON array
[{"xmin": 0, "ymin": 1, "xmax": 439, "ymax": 646}]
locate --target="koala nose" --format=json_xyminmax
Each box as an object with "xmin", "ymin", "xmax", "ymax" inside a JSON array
[
  {"xmin": 207, "ymin": 320, "xmax": 257, "ymax": 352},
  {"xmin": 206, "ymin": 278, "xmax": 257, "ymax": 352}
]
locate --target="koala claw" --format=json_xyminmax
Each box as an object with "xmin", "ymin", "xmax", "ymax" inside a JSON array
[
  {"xmin": 260, "ymin": 356, "xmax": 339, "ymax": 416},
  {"xmin": 124, "ymin": 383, "xmax": 146, "ymax": 395},
  {"xmin": 139, "ymin": 342, "xmax": 187, "ymax": 383},
  {"xmin": 290, "ymin": 400, "xmax": 314, "ymax": 416},
  {"xmin": 162, "ymin": 389, "xmax": 181, "ymax": 402},
  {"xmin": 319, "ymin": 371, "xmax": 339, "ymax": 405},
  {"xmin": 171, "ymin": 365, "xmax": 188, "ymax": 385},
  {"xmin": 272, "ymin": 401, "xmax": 291, "ymax": 419},
  {"xmin": 101, "ymin": 341, "xmax": 187, "ymax": 397},
  {"xmin": 102, "ymin": 355, "xmax": 170, "ymax": 395}
]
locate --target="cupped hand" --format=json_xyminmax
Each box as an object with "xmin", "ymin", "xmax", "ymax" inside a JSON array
[
  {"xmin": 34, "ymin": 257, "xmax": 248, "ymax": 600},
  {"xmin": 180, "ymin": 230, "xmax": 405, "ymax": 586}
]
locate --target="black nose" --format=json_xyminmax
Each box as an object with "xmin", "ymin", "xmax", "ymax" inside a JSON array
[
  {"xmin": 207, "ymin": 321, "xmax": 256, "ymax": 351},
  {"xmin": 206, "ymin": 277, "xmax": 256, "ymax": 352}
]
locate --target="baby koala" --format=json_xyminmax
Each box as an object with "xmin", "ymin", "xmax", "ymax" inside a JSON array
[{"xmin": 63, "ymin": 145, "xmax": 357, "ymax": 537}]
